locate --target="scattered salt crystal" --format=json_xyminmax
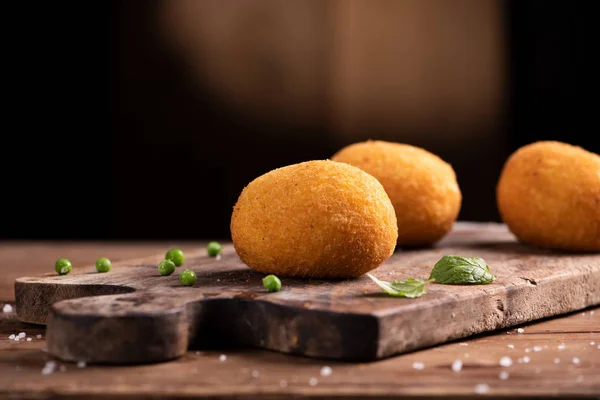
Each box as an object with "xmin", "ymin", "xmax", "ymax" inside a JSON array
[
  {"xmin": 591, "ymin": 311, "xmax": 595, "ymax": 315},
  {"xmin": 8, "ymin": 334, "xmax": 15, "ymax": 339},
  {"xmin": 499, "ymin": 356, "xmax": 513, "ymax": 367},
  {"xmin": 18, "ymin": 332, "xmax": 26, "ymax": 338},
  {"xmin": 309, "ymin": 377, "xmax": 318, "ymax": 386},
  {"xmin": 59, "ymin": 365, "xmax": 67, "ymax": 372},
  {"xmin": 572, "ymin": 357, "xmax": 580, "ymax": 365},
  {"xmin": 41, "ymin": 361, "xmax": 56, "ymax": 375},
  {"xmin": 219, "ymin": 354, "xmax": 227, "ymax": 362},
  {"xmin": 459, "ymin": 343, "xmax": 468, "ymax": 346},
  {"xmin": 412, "ymin": 361, "xmax": 425, "ymax": 370},
  {"xmin": 474, "ymin": 384, "xmax": 489, "ymax": 394},
  {"xmin": 558, "ymin": 343, "xmax": 566, "ymax": 350},
  {"xmin": 533, "ymin": 346, "xmax": 543, "ymax": 352},
  {"xmin": 451, "ymin": 360, "xmax": 463, "ymax": 372},
  {"xmin": 251, "ymin": 370, "xmax": 260, "ymax": 378},
  {"xmin": 14, "ymin": 337, "xmax": 20, "ymax": 342},
  {"xmin": 554, "ymin": 358, "xmax": 560, "ymax": 364},
  {"xmin": 216, "ymin": 254, "xmax": 222, "ymax": 261},
  {"xmin": 517, "ymin": 328, "xmax": 525, "ymax": 333},
  {"xmin": 576, "ymin": 375, "xmax": 584, "ymax": 383},
  {"xmin": 525, "ymin": 348, "xmax": 531, "ymax": 353},
  {"xmin": 591, "ymin": 342, "xmax": 596, "ymax": 346},
  {"xmin": 522, "ymin": 356, "xmax": 530, "ymax": 364},
  {"xmin": 279, "ymin": 380, "xmax": 288, "ymax": 388},
  {"xmin": 2, "ymin": 304, "xmax": 13, "ymax": 313},
  {"xmin": 507, "ymin": 344, "xmax": 514, "ymax": 349},
  {"xmin": 581, "ymin": 312, "xmax": 585, "ymax": 316},
  {"xmin": 36, "ymin": 334, "xmax": 42, "ymax": 339},
  {"xmin": 388, "ymin": 271, "xmax": 395, "ymax": 275},
  {"xmin": 26, "ymin": 338, "xmax": 32, "ymax": 342},
  {"xmin": 499, "ymin": 371, "xmax": 509, "ymax": 380},
  {"xmin": 77, "ymin": 361, "xmax": 86, "ymax": 368},
  {"xmin": 320, "ymin": 366, "xmax": 332, "ymax": 377}
]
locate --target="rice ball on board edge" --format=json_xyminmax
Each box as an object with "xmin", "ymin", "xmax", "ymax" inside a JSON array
[
  {"xmin": 497, "ymin": 141, "xmax": 600, "ymax": 251},
  {"xmin": 230, "ymin": 160, "xmax": 398, "ymax": 278},
  {"xmin": 332, "ymin": 140, "xmax": 462, "ymax": 247}
]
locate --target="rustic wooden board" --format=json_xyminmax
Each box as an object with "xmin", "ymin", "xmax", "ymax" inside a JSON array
[{"xmin": 14, "ymin": 223, "xmax": 600, "ymax": 364}]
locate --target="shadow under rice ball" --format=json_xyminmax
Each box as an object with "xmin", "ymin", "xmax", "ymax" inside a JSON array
[
  {"xmin": 332, "ymin": 140, "xmax": 461, "ymax": 247},
  {"xmin": 230, "ymin": 160, "xmax": 398, "ymax": 278},
  {"xmin": 497, "ymin": 141, "xmax": 600, "ymax": 251}
]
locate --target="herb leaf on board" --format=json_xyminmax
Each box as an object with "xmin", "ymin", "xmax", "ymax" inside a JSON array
[
  {"xmin": 429, "ymin": 255, "xmax": 496, "ymax": 284},
  {"xmin": 367, "ymin": 274, "xmax": 428, "ymax": 298}
]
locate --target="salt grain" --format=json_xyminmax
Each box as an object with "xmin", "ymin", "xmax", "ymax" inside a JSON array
[
  {"xmin": 499, "ymin": 371, "xmax": 509, "ymax": 380},
  {"xmin": 8, "ymin": 334, "xmax": 15, "ymax": 339},
  {"xmin": 41, "ymin": 361, "xmax": 56, "ymax": 375},
  {"xmin": 279, "ymin": 380, "xmax": 288, "ymax": 388},
  {"xmin": 2, "ymin": 304, "xmax": 13, "ymax": 313},
  {"xmin": 572, "ymin": 357, "xmax": 580, "ymax": 365},
  {"xmin": 309, "ymin": 377, "xmax": 318, "ymax": 386},
  {"xmin": 459, "ymin": 343, "xmax": 468, "ymax": 346},
  {"xmin": 525, "ymin": 348, "xmax": 531, "ymax": 353},
  {"xmin": 533, "ymin": 346, "xmax": 543, "ymax": 352},
  {"xmin": 554, "ymin": 358, "xmax": 560, "ymax": 364},
  {"xmin": 499, "ymin": 356, "xmax": 513, "ymax": 367},
  {"xmin": 18, "ymin": 332, "xmax": 26, "ymax": 338},
  {"xmin": 412, "ymin": 361, "xmax": 425, "ymax": 370},
  {"xmin": 591, "ymin": 311, "xmax": 595, "ymax": 315},
  {"xmin": 558, "ymin": 343, "xmax": 566, "ymax": 350},
  {"xmin": 590, "ymin": 342, "xmax": 596, "ymax": 346},
  {"xmin": 451, "ymin": 360, "xmax": 463, "ymax": 372},
  {"xmin": 219, "ymin": 354, "xmax": 227, "ymax": 362},
  {"xmin": 522, "ymin": 356, "xmax": 530, "ymax": 364},
  {"xmin": 251, "ymin": 370, "xmax": 260, "ymax": 378},
  {"xmin": 14, "ymin": 337, "xmax": 20, "ymax": 342},
  {"xmin": 474, "ymin": 384, "xmax": 489, "ymax": 394},
  {"xmin": 26, "ymin": 338, "xmax": 32, "ymax": 342},
  {"xmin": 507, "ymin": 344, "xmax": 514, "ymax": 349},
  {"xmin": 77, "ymin": 361, "xmax": 86, "ymax": 368},
  {"xmin": 517, "ymin": 328, "xmax": 525, "ymax": 333},
  {"xmin": 320, "ymin": 366, "xmax": 332, "ymax": 377},
  {"xmin": 36, "ymin": 334, "xmax": 42, "ymax": 339}
]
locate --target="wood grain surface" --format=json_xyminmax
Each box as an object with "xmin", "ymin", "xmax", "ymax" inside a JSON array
[
  {"xmin": 0, "ymin": 233, "xmax": 598, "ymax": 399},
  {"xmin": 12, "ymin": 223, "xmax": 600, "ymax": 364}
]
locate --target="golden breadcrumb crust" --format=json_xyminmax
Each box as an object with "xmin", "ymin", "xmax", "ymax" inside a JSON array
[
  {"xmin": 230, "ymin": 160, "xmax": 398, "ymax": 278},
  {"xmin": 497, "ymin": 141, "xmax": 600, "ymax": 251},
  {"xmin": 332, "ymin": 140, "xmax": 461, "ymax": 246}
]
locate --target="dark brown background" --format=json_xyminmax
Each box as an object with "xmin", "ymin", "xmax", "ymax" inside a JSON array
[{"xmin": 1, "ymin": 0, "xmax": 596, "ymax": 240}]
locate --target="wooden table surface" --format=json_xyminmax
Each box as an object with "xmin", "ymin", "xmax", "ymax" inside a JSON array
[{"xmin": 0, "ymin": 242, "xmax": 598, "ymax": 399}]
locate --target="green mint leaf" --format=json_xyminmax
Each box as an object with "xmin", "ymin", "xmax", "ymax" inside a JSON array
[
  {"xmin": 429, "ymin": 255, "xmax": 496, "ymax": 284},
  {"xmin": 367, "ymin": 274, "xmax": 428, "ymax": 298}
]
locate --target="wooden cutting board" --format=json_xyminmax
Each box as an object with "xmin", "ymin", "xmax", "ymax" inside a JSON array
[{"xmin": 14, "ymin": 223, "xmax": 600, "ymax": 364}]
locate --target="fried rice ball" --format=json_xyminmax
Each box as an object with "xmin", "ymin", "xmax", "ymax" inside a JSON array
[
  {"xmin": 331, "ymin": 140, "xmax": 461, "ymax": 246},
  {"xmin": 497, "ymin": 141, "xmax": 600, "ymax": 251},
  {"xmin": 230, "ymin": 160, "xmax": 398, "ymax": 278}
]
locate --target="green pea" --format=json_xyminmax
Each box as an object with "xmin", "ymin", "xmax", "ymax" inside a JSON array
[
  {"xmin": 95, "ymin": 258, "xmax": 111, "ymax": 273},
  {"xmin": 158, "ymin": 260, "xmax": 176, "ymax": 276},
  {"xmin": 165, "ymin": 248, "xmax": 185, "ymax": 267},
  {"xmin": 179, "ymin": 270, "xmax": 197, "ymax": 286},
  {"xmin": 207, "ymin": 241, "xmax": 222, "ymax": 257},
  {"xmin": 262, "ymin": 275, "xmax": 281, "ymax": 292},
  {"xmin": 55, "ymin": 258, "xmax": 72, "ymax": 275}
]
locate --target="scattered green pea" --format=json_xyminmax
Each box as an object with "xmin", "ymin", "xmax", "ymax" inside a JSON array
[
  {"xmin": 262, "ymin": 275, "xmax": 282, "ymax": 292},
  {"xmin": 207, "ymin": 241, "xmax": 222, "ymax": 257},
  {"xmin": 55, "ymin": 258, "xmax": 72, "ymax": 275},
  {"xmin": 165, "ymin": 248, "xmax": 185, "ymax": 267},
  {"xmin": 95, "ymin": 258, "xmax": 111, "ymax": 273},
  {"xmin": 179, "ymin": 269, "xmax": 197, "ymax": 286},
  {"xmin": 158, "ymin": 260, "xmax": 176, "ymax": 276}
]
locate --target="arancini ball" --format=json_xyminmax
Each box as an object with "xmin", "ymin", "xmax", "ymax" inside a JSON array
[
  {"xmin": 497, "ymin": 141, "xmax": 600, "ymax": 251},
  {"xmin": 332, "ymin": 140, "xmax": 461, "ymax": 246},
  {"xmin": 230, "ymin": 160, "xmax": 398, "ymax": 278}
]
